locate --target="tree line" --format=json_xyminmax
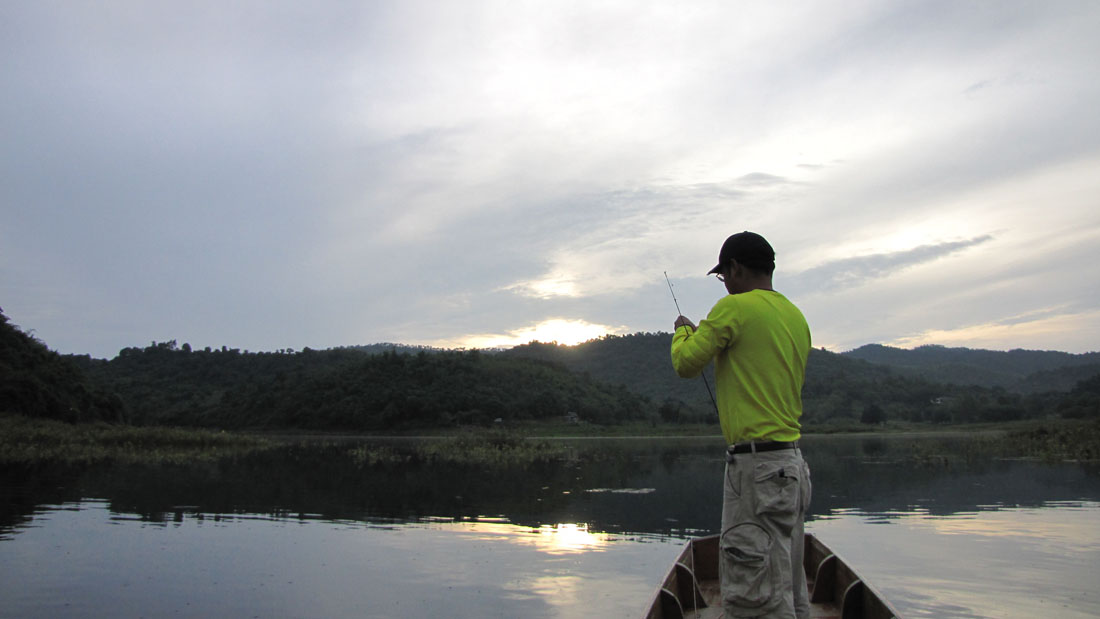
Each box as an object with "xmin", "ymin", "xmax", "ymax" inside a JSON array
[
  {"xmin": 67, "ymin": 340, "xmax": 647, "ymax": 430},
  {"xmin": 0, "ymin": 308, "xmax": 124, "ymax": 423},
  {"xmin": 2, "ymin": 307, "xmax": 1097, "ymax": 430}
]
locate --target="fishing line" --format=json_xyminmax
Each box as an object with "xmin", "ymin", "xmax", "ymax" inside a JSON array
[
  {"xmin": 664, "ymin": 271, "xmax": 719, "ymax": 416},
  {"xmin": 665, "ymin": 271, "xmax": 718, "ymax": 613}
]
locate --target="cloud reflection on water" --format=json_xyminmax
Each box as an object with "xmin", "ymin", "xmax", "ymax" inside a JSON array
[{"xmin": 809, "ymin": 501, "xmax": 1100, "ymax": 619}]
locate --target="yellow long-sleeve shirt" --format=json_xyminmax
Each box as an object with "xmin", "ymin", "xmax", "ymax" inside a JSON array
[{"xmin": 671, "ymin": 289, "xmax": 811, "ymax": 444}]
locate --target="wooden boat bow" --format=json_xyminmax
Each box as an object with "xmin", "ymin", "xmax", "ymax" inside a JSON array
[{"xmin": 644, "ymin": 533, "xmax": 903, "ymax": 618}]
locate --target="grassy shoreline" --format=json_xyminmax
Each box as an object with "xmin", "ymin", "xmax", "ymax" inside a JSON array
[
  {"xmin": 258, "ymin": 418, "xmax": 1087, "ymax": 440},
  {"xmin": 3, "ymin": 414, "xmax": 1097, "ymax": 463},
  {"xmin": 0, "ymin": 414, "xmax": 274, "ymax": 464}
]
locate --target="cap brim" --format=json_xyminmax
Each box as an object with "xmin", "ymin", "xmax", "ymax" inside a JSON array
[{"xmin": 706, "ymin": 263, "xmax": 721, "ymax": 275}]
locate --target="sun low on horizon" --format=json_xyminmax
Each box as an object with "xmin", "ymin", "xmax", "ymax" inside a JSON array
[{"xmin": 433, "ymin": 318, "xmax": 626, "ymax": 350}]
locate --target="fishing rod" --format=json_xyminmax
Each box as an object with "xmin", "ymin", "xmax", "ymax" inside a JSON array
[
  {"xmin": 664, "ymin": 270, "xmax": 717, "ymax": 617},
  {"xmin": 664, "ymin": 271, "xmax": 719, "ymax": 416}
]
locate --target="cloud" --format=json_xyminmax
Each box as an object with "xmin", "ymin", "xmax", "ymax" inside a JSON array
[
  {"xmin": 501, "ymin": 276, "xmax": 580, "ymax": 300},
  {"xmin": 2, "ymin": 1, "xmax": 1099, "ymax": 357},
  {"xmin": 963, "ymin": 79, "xmax": 994, "ymax": 95},
  {"xmin": 888, "ymin": 308, "xmax": 1100, "ymax": 352},
  {"xmin": 497, "ymin": 173, "xmax": 803, "ymax": 301},
  {"xmin": 786, "ymin": 235, "xmax": 995, "ymax": 295},
  {"xmin": 735, "ymin": 173, "xmax": 791, "ymax": 187}
]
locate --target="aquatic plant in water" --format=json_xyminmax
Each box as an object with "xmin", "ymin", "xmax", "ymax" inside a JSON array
[
  {"xmin": 0, "ymin": 414, "xmax": 274, "ymax": 464},
  {"xmin": 416, "ymin": 430, "xmax": 567, "ymax": 466}
]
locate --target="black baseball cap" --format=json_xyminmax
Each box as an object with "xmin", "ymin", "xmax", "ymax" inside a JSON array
[{"xmin": 707, "ymin": 231, "xmax": 775, "ymax": 274}]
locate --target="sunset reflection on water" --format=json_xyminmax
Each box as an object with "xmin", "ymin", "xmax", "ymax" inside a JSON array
[
  {"xmin": 535, "ymin": 523, "xmax": 611, "ymax": 554},
  {"xmin": 4, "ymin": 436, "xmax": 1100, "ymax": 618},
  {"xmin": 439, "ymin": 518, "xmax": 613, "ymax": 554},
  {"xmin": 0, "ymin": 502, "xmax": 676, "ymax": 619}
]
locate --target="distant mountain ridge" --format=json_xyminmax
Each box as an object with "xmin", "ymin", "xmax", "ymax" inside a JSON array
[
  {"xmin": 5, "ymin": 296, "xmax": 1096, "ymax": 429},
  {"xmin": 843, "ymin": 344, "xmax": 1100, "ymax": 392},
  {"xmin": 503, "ymin": 333, "xmax": 1099, "ymax": 423},
  {"xmin": 502, "ymin": 334, "xmax": 926, "ymax": 422},
  {"xmin": 504, "ymin": 336, "xmax": 1096, "ymax": 400}
]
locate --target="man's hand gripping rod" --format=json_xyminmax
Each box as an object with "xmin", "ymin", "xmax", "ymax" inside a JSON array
[{"xmin": 664, "ymin": 272, "xmax": 719, "ymax": 416}]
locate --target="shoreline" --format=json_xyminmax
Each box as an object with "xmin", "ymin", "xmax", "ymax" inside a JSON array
[{"xmin": 3, "ymin": 414, "xmax": 1096, "ymax": 463}]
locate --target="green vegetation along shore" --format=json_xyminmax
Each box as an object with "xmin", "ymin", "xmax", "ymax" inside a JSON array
[
  {"xmin": 347, "ymin": 429, "xmax": 569, "ymax": 467},
  {"xmin": 3, "ymin": 306, "xmax": 1098, "ymax": 443},
  {"xmin": 0, "ymin": 415, "xmax": 273, "ymax": 464},
  {"xmin": 1004, "ymin": 418, "xmax": 1100, "ymax": 461},
  {"xmin": 5, "ymin": 415, "xmax": 1098, "ymax": 466}
]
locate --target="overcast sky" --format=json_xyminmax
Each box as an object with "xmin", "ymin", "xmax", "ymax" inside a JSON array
[{"xmin": 3, "ymin": 1, "xmax": 1099, "ymax": 359}]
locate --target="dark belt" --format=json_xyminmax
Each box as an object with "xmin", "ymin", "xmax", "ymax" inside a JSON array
[{"xmin": 726, "ymin": 440, "xmax": 798, "ymax": 456}]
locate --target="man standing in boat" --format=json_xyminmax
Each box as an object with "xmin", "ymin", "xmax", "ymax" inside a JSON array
[{"xmin": 670, "ymin": 231, "xmax": 812, "ymax": 619}]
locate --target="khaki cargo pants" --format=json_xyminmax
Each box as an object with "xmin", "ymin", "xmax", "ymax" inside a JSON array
[{"xmin": 720, "ymin": 446, "xmax": 811, "ymax": 619}]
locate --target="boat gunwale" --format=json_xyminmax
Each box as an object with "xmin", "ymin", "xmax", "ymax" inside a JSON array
[{"xmin": 643, "ymin": 532, "xmax": 904, "ymax": 618}]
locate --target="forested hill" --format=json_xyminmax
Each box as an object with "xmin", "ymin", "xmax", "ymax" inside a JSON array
[
  {"xmin": 498, "ymin": 334, "xmax": 891, "ymax": 419},
  {"xmin": 501, "ymin": 333, "xmax": 711, "ymax": 414},
  {"xmin": 504, "ymin": 335, "xmax": 920, "ymax": 423},
  {"xmin": 844, "ymin": 344, "xmax": 1100, "ymax": 392},
  {"xmin": 4, "ymin": 302, "xmax": 1097, "ymax": 430},
  {"xmin": 69, "ymin": 343, "xmax": 648, "ymax": 430},
  {"xmin": 503, "ymin": 334, "xmax": 1098, "ymax": 403},
  {"xmin": 504, "ymin": 333, "xmax": 1100, "ymax": 424},
  {"xmin": 0, "ymin": 309, "xmax": 123, "ymax": 423}
]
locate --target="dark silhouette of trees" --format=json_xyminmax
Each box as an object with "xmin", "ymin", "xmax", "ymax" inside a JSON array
[
  {"xmin": 5, "ymin": 306, "xmax": 1097, "ymax": 432},
  {"xmin": 68, "ymin": 342, "xmax": 651, "ymax": 430},
  {"xmin": 0, "ymin": 308, "xmax": 124, "ymax": 423},
  {"xmin": 861, "ymin": 404, "xmax": 886, "ymax": 425}
]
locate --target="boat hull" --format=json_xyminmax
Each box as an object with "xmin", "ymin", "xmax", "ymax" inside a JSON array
[{"xmin": 644, "ymin": 533, "xmax": 902, "ymax": 618}]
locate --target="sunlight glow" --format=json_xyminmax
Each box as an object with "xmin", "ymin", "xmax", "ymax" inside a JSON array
[
  {"xmin": 436, "ymin": 318, "xmax": 626, "ymax": 349},
  {"xmin": 440, "ymin": 519, "xmax": 613, "ymax": 608},
  {"xmin": 511, "ymin": 319, "xmax": 620, "ymax": 346},
  {"xmin": 533, "ymin": 523, "xmax": 610, "ymax": 554},
  {"xmin": 449, "ymin": 519, "xmax": 612, "ymax": 555},
  {"xmin": 529, "ymin": 573, "xmax": 585, "ymax": 608}
]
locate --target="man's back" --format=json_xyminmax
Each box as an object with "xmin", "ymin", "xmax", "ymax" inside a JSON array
[{"xmin": 671, "ymin": 288, "xmax": 810, "ymax": 444}]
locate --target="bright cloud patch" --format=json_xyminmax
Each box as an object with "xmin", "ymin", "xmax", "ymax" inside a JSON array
[
  {"xmin": 502, "ymin": 276, "xmax": 580, "ymax": 299},
  {"xmin": 887, "ymin": 308, "xmax": 1100, "ymax": 353},
  {"xmin": 786, "ymin": 235, "xmax": 995, "ymax": 295},
  {"xmin": 437, "ymin": 319, "xmax": 626, "ymax": 349}
]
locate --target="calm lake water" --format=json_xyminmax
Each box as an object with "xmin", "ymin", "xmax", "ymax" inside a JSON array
[{"xmin": 1, "ymin": 433, "xmax": 1098, "ymax": 618}]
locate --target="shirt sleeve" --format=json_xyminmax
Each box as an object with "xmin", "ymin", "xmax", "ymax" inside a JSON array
[{"xmin": 670, "ymin": 297, "xmax": 737, "ymax": 378}]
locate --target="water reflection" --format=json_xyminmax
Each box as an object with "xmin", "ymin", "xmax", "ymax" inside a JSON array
[
  {"xmin": 0, "ymin": 501, "xmax": 672, "ymax": 619},
  {"xmin": 809, "ymin": 501, "xmax": 1100, "ymax": 618},
  {"xmin": 4, "ymin": 435, "xmax": 1100, "ymax": 538},
  {"xmin": 3, "ymin": 434, "xmax": 1100, "ymax": 618},
  {"xmin": 535, "ymin": 523, "xmax": 610, "ymax": 554},
  {"xmin": 423, "ymin": 519, "xmax": 613, "ymax": 554}
]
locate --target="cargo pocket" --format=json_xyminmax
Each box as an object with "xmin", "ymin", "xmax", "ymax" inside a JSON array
[
  {"xmin": 800, "ymin": 460, "xmax": 812, "ymax": 515},
  {"xmin": 754, "ymin": 461, "xmax": 800, "ymax": 532},
  {"xmin": 724, "ymin": 460, "xmax": 742, "ymax": 498},
  {"xmin": 720, "ymin": 522, "xmax": 773, "ymax": 614}
]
